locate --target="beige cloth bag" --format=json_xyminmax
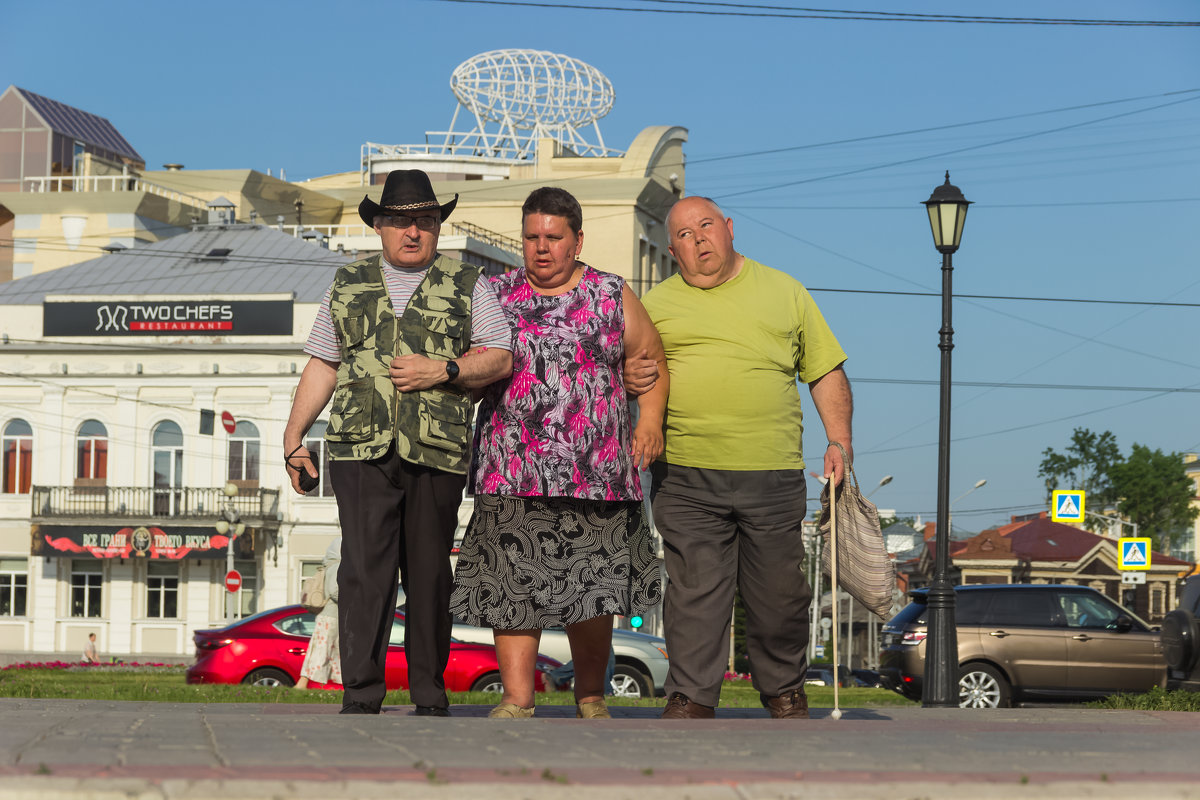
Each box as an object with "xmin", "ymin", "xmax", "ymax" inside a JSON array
[{"xmin": 817, "ymin": 443, "xmax": 895, "ymax": 620}]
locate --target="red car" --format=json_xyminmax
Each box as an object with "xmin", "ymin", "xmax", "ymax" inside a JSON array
[{"xmin": 186, "ymin": 605, "xmax": 559, "ymax": 693}]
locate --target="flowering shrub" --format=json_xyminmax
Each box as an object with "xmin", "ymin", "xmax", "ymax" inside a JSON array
[
  {"xmin": 1, "ymin": 661, "xmax": 185, "ymax": 672},
  {"xmin": 723, "ymin": 670, "xmax": 751, "ymax": 682}
]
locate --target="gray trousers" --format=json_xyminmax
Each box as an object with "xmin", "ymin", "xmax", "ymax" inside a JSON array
[{"xmin": 650, "ymin": 463, "xmax": 812, "ymax": 706}]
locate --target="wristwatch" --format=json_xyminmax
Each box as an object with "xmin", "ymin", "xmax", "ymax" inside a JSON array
[{"xmin": 444, "ymin": 360, "xmax": 460, "ymax": 383}]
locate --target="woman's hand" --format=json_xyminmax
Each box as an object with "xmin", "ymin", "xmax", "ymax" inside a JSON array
[{"xmin": 631, "ymin": 419, "xmax": 664, "ymax": 470}]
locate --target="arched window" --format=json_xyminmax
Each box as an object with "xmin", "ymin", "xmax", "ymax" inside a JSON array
[
  {"xmin": 151, "ymin": 420, "xmax": 183, "ymax": 515},
  {"xmin": 303, "ymin": 421, "xmax": 334, "ymax": 497},
  {"xmin": 76, "ymin": 420, "xmax": 109, "ymax": 484},
  {"xmin": 2, "ymin": 419, "xmax": 33, "ymax": 495},
  {"xmin": 227, "ymin": 420, "xmax": 260, "ymax": 486}
]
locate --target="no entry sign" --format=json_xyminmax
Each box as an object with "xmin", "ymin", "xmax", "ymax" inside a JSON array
[
  {"xmin": 224, "ymin": 569, "xmax": 242, "ymax": 593},
  {"xmin": 221, "ymin": 411, "xmax": 236, "ymax": 434}
]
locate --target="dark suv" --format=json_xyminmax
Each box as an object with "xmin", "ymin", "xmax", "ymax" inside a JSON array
[
  {"xmin": 1161, "ymin": 575, "xmax": 1200, "ymax": 691},
  {"xmin": 880, "ymin": 584, "xmax": 1164, "ymax": 707}
]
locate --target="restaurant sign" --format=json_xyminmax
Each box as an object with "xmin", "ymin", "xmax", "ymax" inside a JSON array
[
  {"xmin": 43, "ymin": 296, "xmax": 293, "ymax": 336},
  {"xmin": 32, "ymin": 524, "xmax": 254, "ymax": 560}
]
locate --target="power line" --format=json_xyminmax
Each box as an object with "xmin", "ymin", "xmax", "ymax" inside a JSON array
[
  {"xmin": 425, "ymin": 0, "xmax": 1200, "ymax": 26},
  {"xmin": 687, "ymin": 89, "xmax": 1200, "ymax": 165},
  {"xmin": 855, "ymin": 378, "xmax": 1200, "ymax": 394},
  {"xmin": 717, "ymin": 94, "xmax": 1200, "ymax": 199},
  {"xmin": 805, "ymin": 287, "xmax": 1200, "ymax": 308}
]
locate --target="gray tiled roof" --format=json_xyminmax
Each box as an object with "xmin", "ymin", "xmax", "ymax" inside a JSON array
[
  {"xmin": 0, "ymin": 225, "xmax": 349, "ymax": 305},
  {"xmin": 15, "ymin": 87, "xmax": 143, "ymax": 162}
]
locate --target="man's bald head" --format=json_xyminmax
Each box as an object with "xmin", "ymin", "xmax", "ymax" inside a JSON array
[{"xmin": 666, "ymin": 196, "xmax": 743, "ymax": 289}]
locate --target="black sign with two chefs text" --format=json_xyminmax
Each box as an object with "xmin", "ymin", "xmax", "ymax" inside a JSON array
[{"xmin": 44, "ymin": 299, "xmax": 293, "ymax": 336}]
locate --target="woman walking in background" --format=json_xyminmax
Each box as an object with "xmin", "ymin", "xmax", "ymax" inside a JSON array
[{"xmin": 296, "ymin": 538, "xmax": 342, "ymax": 689}]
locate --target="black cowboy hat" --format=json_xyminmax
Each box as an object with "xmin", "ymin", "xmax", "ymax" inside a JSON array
[{"xmin": 358, "ymin": 169, "xmax": 458, "ymax": 226}]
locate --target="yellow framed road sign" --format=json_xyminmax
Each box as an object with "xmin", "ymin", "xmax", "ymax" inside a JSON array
[
  {"xmin": 1118, "ymin": 537, "xmax": 1152, "ymax": 571},
  {"xmin": 1051, "ymin": 490, "xmax": 1085, "ymax": 523}
]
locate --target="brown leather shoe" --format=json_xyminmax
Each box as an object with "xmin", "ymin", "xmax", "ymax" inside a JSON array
[
  {"xmin": 762, "ymin": 688, "xmax": 809, "ymax": 719},
  {"xmin": 660, "ymin": 692, "xmax": 716, "ymax": 719}
]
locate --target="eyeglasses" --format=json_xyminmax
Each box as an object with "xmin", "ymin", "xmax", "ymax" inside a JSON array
[{"xmin": 382, "ymin": 214, "xmax": 440, "ymax": 231}]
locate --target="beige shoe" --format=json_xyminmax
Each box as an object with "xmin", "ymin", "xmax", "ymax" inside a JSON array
[
  {"xmin": 488, "ymin": 702, "xmax": 535, "ymax": 719},
  {"xmin": 575, "ymin": 700, "xmax": 611, "ymax": 719}
]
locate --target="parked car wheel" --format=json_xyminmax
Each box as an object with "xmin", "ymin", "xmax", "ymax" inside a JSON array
[
  {"xmin": 610, "ymin": 665, "xmax": 652, "ymax": 698},
  {"xmin": 244, "ymin": 667, "xmax": 293, "ymax": 688},
  {"xmin": 471, "ymin": 671, "xmax": 505, "ymax": 693},
  {"xmin": 958, "ymin": 663, "xmax": 1009, "ymax": 708}
]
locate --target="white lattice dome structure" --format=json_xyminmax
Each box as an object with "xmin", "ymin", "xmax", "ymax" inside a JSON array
[{"xmin": 450, "ymin": 49, "xmax": 615, "ymax": 131}]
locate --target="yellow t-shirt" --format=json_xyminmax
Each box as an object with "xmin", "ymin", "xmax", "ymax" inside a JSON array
[{"xmin": 643, "ymin": 258, "xmax": 846, "ymax": 470}]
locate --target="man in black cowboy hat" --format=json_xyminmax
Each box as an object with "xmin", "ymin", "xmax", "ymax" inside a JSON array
[{"xmin": 284, "ymin": 169, "xmax": 513, "ymax": 715}]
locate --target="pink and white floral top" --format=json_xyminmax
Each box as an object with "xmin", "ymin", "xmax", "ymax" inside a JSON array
[{"xmin": 469, "ymin": 265, "xmax": 641, "ymax": 501}]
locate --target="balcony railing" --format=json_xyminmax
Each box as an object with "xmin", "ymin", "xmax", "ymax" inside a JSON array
[
  {"xmin": 24, "ymin": 175, "xmax": 208, "ymax": 206},
  {"xmin": 31, "ymin": 486, "xmax": 280, "ymax": 526}
]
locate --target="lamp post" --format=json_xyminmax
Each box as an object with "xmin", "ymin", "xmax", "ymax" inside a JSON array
[
  {"xmin": 215, "ymin": 481, "xmax": 246, "ymax": 625},
  {"xmin": 922, "ymin": 171, "xmax": 972, "ymax": 708}
]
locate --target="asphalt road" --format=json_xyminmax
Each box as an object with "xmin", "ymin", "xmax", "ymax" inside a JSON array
[{"xmin": 1, "ymin": 699, "xmax": 1198, "ymax": 799}]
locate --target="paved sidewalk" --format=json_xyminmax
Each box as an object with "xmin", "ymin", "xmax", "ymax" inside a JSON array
[{"xmin": 1, "ymin": 699, "xmax": 1198, "ymax": 798}]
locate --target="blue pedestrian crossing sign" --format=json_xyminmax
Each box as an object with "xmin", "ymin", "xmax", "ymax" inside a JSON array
[
  {"xmin": 1118, "ymin": 537, "xmax": 1152, "ymax": 571},
  {"xmin": 1051, "ymin": 490, "xmax": 1085, "ymax": 523}
]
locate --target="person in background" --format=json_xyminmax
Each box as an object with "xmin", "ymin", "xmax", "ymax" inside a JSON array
[
  {"xmin": 82, "ymin": 633, "xmax": 99, "ymax": 664},
  {"xmin": 296, "ymin": 538, "xmax": 342, "ymax": 690}
]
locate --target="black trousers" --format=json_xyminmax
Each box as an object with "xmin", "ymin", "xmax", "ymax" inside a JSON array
[
  {"xmin": 330, "ymin": 446, "xmax": 466, "ymax": 711},
  {"xmin": 650, "ymin": 463, "xmax": 812, "ymax": 706}
]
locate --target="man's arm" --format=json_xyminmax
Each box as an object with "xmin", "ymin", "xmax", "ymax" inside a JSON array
[
  {"xmin": 807, "ymin": 364, "xmax": 853, "ymax": 486},
  {"xmin": 283, "ymin": 356, "xmax": 339, "ymax": 494},
  {"xmin": 389, "ymin": 347, "xmax": 513, "ymax": 392},
  {"xmin": 622, "ymin": 285, "xmax": 669, "ymax": 469}
]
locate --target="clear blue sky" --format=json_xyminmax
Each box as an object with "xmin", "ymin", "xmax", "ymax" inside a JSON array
[{"xmin": 6, "ymin": 1, "xmax": 1199, "ymax": 532}]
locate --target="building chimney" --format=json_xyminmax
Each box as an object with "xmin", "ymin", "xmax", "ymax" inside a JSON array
[{"xmin": 163, "ymin": 163, "xmax": 184, "ymax": 172}]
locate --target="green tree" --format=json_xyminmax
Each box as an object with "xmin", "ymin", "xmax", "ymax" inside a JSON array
[
  {"xmin": 1107, "ymin": 444, "xmax": 1199, "ymax": 553},
  {"xmin": 1038, "ymin": 428, "xmax": 1121, "ymax": 531}
]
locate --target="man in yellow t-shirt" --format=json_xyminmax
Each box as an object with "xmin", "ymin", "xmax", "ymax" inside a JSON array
[{"xmin": 643, "ymin": 196, "xmax": 853, "ymax": 720}]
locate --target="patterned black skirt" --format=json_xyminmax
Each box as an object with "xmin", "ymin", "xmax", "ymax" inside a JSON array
[{"xmin": 450, "ymin": 495, "xmax": 662, "ymax": 630}]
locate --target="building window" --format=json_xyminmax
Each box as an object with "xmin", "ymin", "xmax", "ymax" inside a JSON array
[
  {"xmin": 151, "ymin": 421, "xmax": 184, "ymax": 515},
  {"xmin": 233, "ymin": 559, "xmax": 258, "ymax": 619},
  {"xmin": 2, "ymin": 419, "xmax": 33, "ymax": 495},
  {"xmin": 146, "ymin": 561, "xmax": 179, "ymax": 619},
  {"xmin": 0, "ymin": 558, "xmax": 28, "ymax": 617},
  {"xmin": 70, "ymin": 560, "xmax": 102, "ymax": 618},
  {"xmin": 1151, "ymin": 584, "xmax": 1166, "ymax": 617},
  {"xmin": 298, "ymin": 560, "xmax": 322, "ymax": 600},
  {"xmin": 227, "ymin": 421, "xmax": 260, "ymax": 485},
  {"xmin": 303, "ymin": 421, "xmax": 334, "ymax": 498},
  {"xmin": 76, "ymin": 420, "xmax": 109, "ymax": 483}
]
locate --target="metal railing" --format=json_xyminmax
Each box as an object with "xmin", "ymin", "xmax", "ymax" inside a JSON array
[
  {"xmin": 31, "ymin": 486, "xmax": 280, "ymax": 525},
  {"xmin": 450, "ymin": 221, "xmax": 521, "ymax": 254},
  {"xmin": 24, "ymin": 175, "xmax": 208, "ymax": 206},
  {"xmin": 276, "ymin": 220, "xmax": 520, "ymax": 255}
]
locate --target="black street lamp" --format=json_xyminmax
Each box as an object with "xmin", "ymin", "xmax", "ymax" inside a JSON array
[{"xmin": 921, "ymin": 171, "xmax": 971, "ymax": 708}]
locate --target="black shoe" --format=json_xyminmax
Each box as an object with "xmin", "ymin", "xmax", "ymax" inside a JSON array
[
  {"xmin": 414, "ymin": 705, "xmax": 451, "ymax": 717},
  {"xmin": 340, "ymin": 702, "xmax": 379, "ymax": 715}
]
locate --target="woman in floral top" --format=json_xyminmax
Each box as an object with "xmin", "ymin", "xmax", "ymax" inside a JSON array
[{"xmin": 451, "ymin": 187, "xmax": 668, "ymax": 719}]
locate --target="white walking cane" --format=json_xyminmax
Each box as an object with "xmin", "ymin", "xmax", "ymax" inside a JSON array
[{"xmin": 828, "ymin": 470, "xmax": 843, "ymax": 721}]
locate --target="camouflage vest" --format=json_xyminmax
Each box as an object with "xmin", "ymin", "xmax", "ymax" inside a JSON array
[{"xmin": 325, "ymin": 253, "xmax": 480, "ymax": 473}]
